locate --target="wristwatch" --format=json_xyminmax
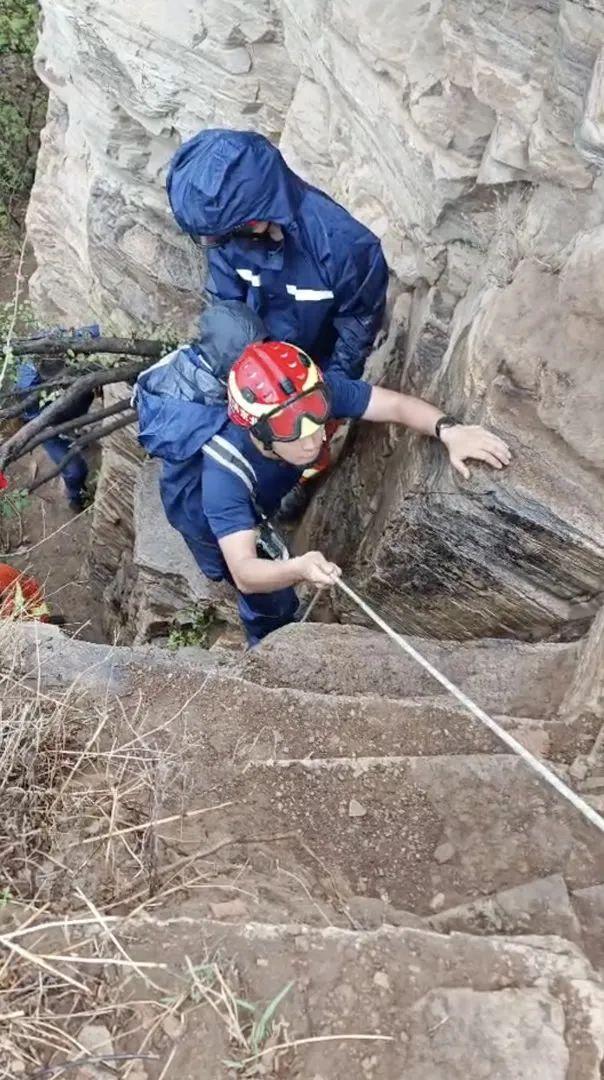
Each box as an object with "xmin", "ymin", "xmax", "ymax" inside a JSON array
[{"xmin": 434, "ymin": 414, "xmax": 462, "ymax": 441}]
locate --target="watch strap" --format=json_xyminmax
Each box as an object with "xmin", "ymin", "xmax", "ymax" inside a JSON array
[{"xmin": 435, "ymin": 414, "xmax": 462, "ymax": 440}]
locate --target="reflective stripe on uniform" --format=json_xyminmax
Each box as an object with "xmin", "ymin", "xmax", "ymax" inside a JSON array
[
  {"xmin": 236, "ymin": 268, "xmax": 262, "ymax": 287},
  {"xmin": 202, "ymin": 442, "xmax": 255, "ymax": 495},
  {"xmin": 286, "ymin": 285, "xmax": 334, "ymax": 301}
]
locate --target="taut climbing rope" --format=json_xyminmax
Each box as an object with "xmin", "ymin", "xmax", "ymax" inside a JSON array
[{"xmin": 332, "ymin": 578, "xmax": 604, "ymax": 836}]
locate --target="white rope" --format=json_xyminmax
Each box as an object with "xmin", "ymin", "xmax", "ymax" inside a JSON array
[
  {"xmin": 336, "ymin": 578, "xmax": 604, "ymax": 835},
  {"xmin": 300, "ymin": 586, "xmax": 322, "ymax": 623}
]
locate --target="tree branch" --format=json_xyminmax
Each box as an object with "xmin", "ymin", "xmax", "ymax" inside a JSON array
[
  {"xmin": 16, "ymin": 398, "xmax": 131, "ymax": 458},
  {"xmin": 0, "ymin": 362, "xmax": 146, "ymax": 470},
  {"xmin": 10, "ymin": 335, "xmax": 167, "ymax": 358},
  {"xmin": 0, "ymin": 361, "xmax": 133, "ymax": 419},
  {"xmin": 26, "ymin": 412, "xmax": 137, "ymax": 493}
]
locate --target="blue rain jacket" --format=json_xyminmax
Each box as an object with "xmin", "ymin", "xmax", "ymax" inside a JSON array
[
  {"xmin": 167, "ymin": 129, "xmax": 388, "ymax": 380},
  {"xmin": 134, "ymin": 300, "xmax": 267, "ymax": 540}
]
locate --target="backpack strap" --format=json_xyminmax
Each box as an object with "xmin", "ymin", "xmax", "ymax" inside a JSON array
[{"xmin": 202, "ymin": 435, "xmax": 290, "ymax": 561}]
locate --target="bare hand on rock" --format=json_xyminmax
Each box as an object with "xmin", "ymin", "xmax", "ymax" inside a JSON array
[{"xmin": 440, "ymin": 425, "xmax": 512, "ymax": 480}]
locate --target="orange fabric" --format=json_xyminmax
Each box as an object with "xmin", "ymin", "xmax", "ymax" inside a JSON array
[{"xmin": 0, "ymin": 563, "xmax": 49, "ymax": 621}]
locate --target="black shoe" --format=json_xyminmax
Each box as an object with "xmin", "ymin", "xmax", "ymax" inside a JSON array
[
  {"xmin": 274, "ymin": 482, "xmax": 313, "ymax": 525},
  {"xmin": 68, "ymin": 495, "xmax": 85, "ymax": 513}
]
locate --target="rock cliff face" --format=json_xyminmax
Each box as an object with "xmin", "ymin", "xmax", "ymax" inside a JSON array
[{"xmin": 27, "ymin": 0, "xmax": 604, "ymax": 638}]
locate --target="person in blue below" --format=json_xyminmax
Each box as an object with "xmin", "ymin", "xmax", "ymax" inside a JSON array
[
  {"xmin": 15, "ymin": 361, "xmax": 93, "ymax": 512},
  {"xmin": 166, "ymin": 128, "xmax": 389, "ymax": 520},
  {"xmin": 14, "ymin": 326, "xmax": 101, "ymax": 511},
  {"xmin": 135, "ymin": 301, "xmax": 511, "ymax": 647}
]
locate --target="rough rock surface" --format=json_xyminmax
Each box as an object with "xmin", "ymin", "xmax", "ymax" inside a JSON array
[
  {"xmin": 0, "ymin": 620, "xmax": 232, "ymax": 697},
  {"xmin": 119, "ymin": 460, "xmax": 238, "ymax": 641},
  {"xmin": 27, "ymin": 0, "xmax": 604, "ymax": 638},
  {"xmin": 88, "ymin": 383, "xmax": 145, "ymax": 637}
]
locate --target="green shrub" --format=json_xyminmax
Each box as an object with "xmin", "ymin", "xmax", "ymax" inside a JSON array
[
  {"xmin": 0, "ymin": 0, "xmax": 39, "ymax": 56},
  {"xmin": 0, "ymin": 2, "xmax": 45, "ymax": 238},
  {"xmin": 168, "ymin": 605, "xmax": 220, "ymax": 650}
]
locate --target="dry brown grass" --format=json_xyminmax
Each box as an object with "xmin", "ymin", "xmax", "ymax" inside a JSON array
[{"xmin": 0, "ymin": 635, "xmax": 235, "ymax": 1077}]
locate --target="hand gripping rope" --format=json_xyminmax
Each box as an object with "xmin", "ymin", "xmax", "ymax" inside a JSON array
[{"xmin": 331, "ymin": 578, "xmax": 604, "ymax": 836}]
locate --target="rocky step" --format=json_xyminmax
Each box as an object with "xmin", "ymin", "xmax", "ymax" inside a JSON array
[
  {"xmin": 181, "ymin": 754, "xmax": 604, "ymax": 917},
  {"xmin": 426, "ymin": 873, "xmax": 604, "ymax": 973},
  {"xmin": 1, "ymin": 621, "xmax": 234, "ymax": 698},
  {"xmin": 240, "ymin": 623, "xmax": 579, "ymax": 718},
  {"xmin": 426, "ymin": 873, "xmax": 582, "ymax": 942},
  {"xmin": 119, "ymin": 918, "xmax": 604, "ymax": 1080},
  {"xmin": 194, "ymin": 672, "xmax": 601, "ymax": 764}
]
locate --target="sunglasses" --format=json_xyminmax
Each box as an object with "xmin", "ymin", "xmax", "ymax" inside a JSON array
[{"xmin": 252, "ymin": 383, "xmax": 331, "ymax": 444}]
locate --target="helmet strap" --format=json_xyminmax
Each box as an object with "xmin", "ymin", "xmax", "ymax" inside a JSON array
[{"xmin": 250, "ymin": 418, "xmax": 274, "ymax": 451}]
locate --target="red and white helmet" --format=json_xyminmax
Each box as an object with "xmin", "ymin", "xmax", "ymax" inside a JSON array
[{"xmin": 228, "ymin": 341, "xmax": 330, "ymax": 446}]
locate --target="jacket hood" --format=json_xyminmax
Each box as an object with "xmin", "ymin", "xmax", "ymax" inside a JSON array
[
  {"xmin": 167, "ymin": 129, "xmax": 303, "ymax": 237},
  {"xmin": 135, "ymin": 301, "xmax": 267, "ymax": 462},
  {"xmin": 196, "ymin": 299, "xmax": 267, "ymax": 379}
]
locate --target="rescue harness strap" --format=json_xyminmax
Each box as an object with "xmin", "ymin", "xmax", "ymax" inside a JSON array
[{"xmin": 335, "ymin": 578, "xmax": 604, "ymax": 836}]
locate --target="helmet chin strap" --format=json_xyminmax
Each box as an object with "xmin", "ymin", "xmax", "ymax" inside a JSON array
[{"xmin": 250, "ymin": 419, "xmax": 275, "ymax": 452}]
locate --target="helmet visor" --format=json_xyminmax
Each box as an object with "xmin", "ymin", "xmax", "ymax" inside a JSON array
[{"xmin": 259, "ymin": 384, "xmax": 331, "ymax": 443}]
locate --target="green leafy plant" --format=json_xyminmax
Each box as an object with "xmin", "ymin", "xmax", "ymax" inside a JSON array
[
  {"xmin": 167, "ymin": 604, "xmax": 219, "ymax": 650},
  {"xmin": 0, "ymin": 2, "xmax": 46, "ymax": 247},
  {"xmin": 0, "ymin": 0, "xmax": 39, "ymax": 56},
  {"xmin": 184, "ymin": 957, "xmax": 293, "ymax": 1075},
  {"xmin": 0, "ymin": 488, "xmax": 30, "ymax": 554},
  {"xmin": 0, "ymin": 300, "xmax": 39, "ymax": 393},
  {"xmin": 0, "ymin": 488, "xmax": 29, "ymax": 520}
]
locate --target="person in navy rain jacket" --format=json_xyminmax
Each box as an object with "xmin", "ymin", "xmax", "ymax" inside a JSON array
[
  {"xmin": 166, "ymin": 129, "xmax": 389, "ymax": 520},
  {"xmin": 167, "ymin": 129, "xmax": 388, "ymax": 380}
]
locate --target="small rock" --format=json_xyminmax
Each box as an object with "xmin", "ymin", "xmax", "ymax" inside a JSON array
[
  {"xmin": 210, "ymin": 898, "xmax": 248, "ymax": 919},
  {"xmin": 77, "ymin": 1024, "xmax": 113, "ymax": 1056},
  {"xmin": 430, "ymin": 892, "xmax": 446, "ymax": 911},
  {"xmin": 578, "ymin": 775, "xmax": 604, "ymax": 793},
  {"xmin": 570, "ymin": 757, "xmax": 588, "ymax": 781},
  {"xmin": 433, "ymin": 842, "xmax": 456, "ymax": 864},
  {"xmin": 161, "ymin": 1013, "xmax": 183, "ymax": 1040},
  {"xmin": 125, "ymin": 1066, "xmax": 148, "ymax": 1080},
  {"xmin": 373, "ymin": 970, "xmax": 390, "ymax": 990},
  {"xmin": 513, "ymin": 728, "xmax": 550, "ymax": 756},
  {"xmin": 75, "ymin": 1024, "xmax": 114, "ymax": 1078},
  {"xmin": 349, "ymin": 798, "xmax": 367, "ymax": 818}
]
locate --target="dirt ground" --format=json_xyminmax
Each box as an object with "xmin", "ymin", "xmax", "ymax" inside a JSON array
[{"xmin": 2, "ymin": 446, "xmax": 107, "ymax": 642}]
